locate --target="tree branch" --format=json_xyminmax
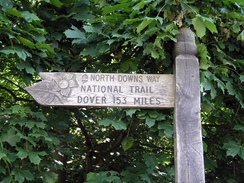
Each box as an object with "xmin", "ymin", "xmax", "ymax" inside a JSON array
[
  {"xmin": 0, "ymin": 85, "xmax": 32, "ymax": 102},
  {"xmin": 76, "ymin": 118, "xmax": 93, "ymax": 172}
]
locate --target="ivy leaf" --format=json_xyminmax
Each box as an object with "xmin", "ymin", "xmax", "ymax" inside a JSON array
[
  {"xmin": 99, "ymin": 119, "xmax": 127, "ymax": 130},
  {"xmin": 158, "ymin": 122, "xmax": 173, "ymax": 137},
  {"xmin": 155, "ymin": 113, "xmax": 166, "ymax": 121},
  {"xmin": 192, "ymin": 16, "xmax": 206, "ymax": 38},
  {"xmin": 111, "ymin": 120, "xmax": 127, "ymax": 130},
  {"xmin": 147, "ymin": 111, "xmax": 159, "ymax": 119},
  {"xmin": 201, "ymin": 16, "xmax": 218, "ymax": 34},
  {"xmin": 150, "ymin": 50, "xmax": 159, "ymax": 59},
  {"xmin": 122, "ymin": 137, "xmax": 134, "ymax": 151},
  {"xmin": 125, "ymin": 108, "xmax": 138, "ymax": 117},
  {"xmin": 193, "ymin": 14, "xmax": 217, "ymax": 38},
  {"xmin": 0, "ymin": 0, "xmax": 13, "ymax": 9},
  {"xmin": 145, "ymin": 116, "xmax": 155, "ymax": 127},
  {"xmin": 137, "ymin": 17, "xmax": 155, "ymax": 34},
  {"xmin": 240, "ymin": 75, "xmax": 244, "ymax": 82},
  {"xmin": 99, "ymin": 119, "xmax": 113, "ymax": 127}
]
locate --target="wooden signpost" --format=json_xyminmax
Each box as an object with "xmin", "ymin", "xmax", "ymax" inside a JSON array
[
  {"xmin": 26, "ymin": 73, "xmax": 174, "ymax": 108},
  {"xmin": 26, "ymin": 28, "xmax": 205, "ymax": 183}
]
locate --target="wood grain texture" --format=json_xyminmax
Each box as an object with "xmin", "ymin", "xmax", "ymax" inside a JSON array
[
  {"xmin": 26, "ymin": 73, "xmax": 175, "ymax": 108},
  {"xmin": 173, "ymin": 28, "xmax": 205, "ymax": 183}
]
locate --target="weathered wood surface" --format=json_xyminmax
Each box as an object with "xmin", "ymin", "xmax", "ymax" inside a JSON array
[
  {"xmin": 173, "ymin": 28, "xmax": 205, "ymax": 183},
  {"xmin": 26, "ymin": 73, "xmax": 174, "ymax": 108}
]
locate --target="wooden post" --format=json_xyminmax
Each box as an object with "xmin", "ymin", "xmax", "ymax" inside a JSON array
[{"xmin": 173, "ymin": 28, "xmax": 205, "ymax": 183}]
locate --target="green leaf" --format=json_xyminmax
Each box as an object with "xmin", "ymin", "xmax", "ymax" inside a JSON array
[
  {"xmin": 239, "ymin": 75, "xmax": 244, "ymax": 82},
  {"xmin": 0, "ymin": 166, "xmax": 6, "ymax": 174},
  {"xmin": 145, "ymin": 116, "xmax": 155, "ymax": 127},
  {"xmin": 202, "ymin": 17, "xmax": 218, "ymax": 34},
  {"xmin": 1, "ymin": 128, "xmax": 21, "ymax": 146},
  {"xmin": 150, "ymin": 50, "xmax": 159, "ymax": 59},
  {"xmin": 112, "ymin": 120, "xmax": 127, "ymax": 130},
  {"xmin": 233, "ymin": 125, "xmax": 244, "ymax": 132},
  {"xmin": 18, "ymin": 36, "xmax": 35, "ymax": 48},
  {"xmin": 99, "ymin": 119, "xmax": 127, "ymax": 130},
  {"xmin": 148, "ymin": 111, "xmax": 159, "ymax": 118},
  {"xmin": 12, "ymin": 105, "xmax": 24, "ymax": 113},
  {"xmin": 43, "ymin": 172, "xmax": 58, "ymax": 183},
  {"xmin": 144, "ymin": 154, "xmax": 157, "ymax": 168},
  {"xmin": 158, "ymin": 122, "xmax": 173, "ymax": 137},
  {"xmin": 6, "ymin": 8, "xmax": 22, "ymax": 18},
  {"xmin": 202, "ymin": 80, "xmax": 212, "ymax": 91},
  {"xmin": 64, "ymin": 25, "xmax": 86, "ymax": 39},
  {"xmin": 12, "ymin": 168, "xmax": 34, "ymax": 182},
  {"xmin": 0, "ymin": 0, "xmax": 13, "ymax": 9},
  {"xmin": 26, "ymin": 66, "xmax": 35, "ymax": 74},
  {"xmin": 35, "ymin": 121, "xmax": 46, "ymax": 128},
  {"xmin": 137, "ymin": 17, "xmax": 154, "ymax": 34},
  {"xmin": 35, "ymin": 112, "xmax": 47, "ymax": 122},
  {"xmin": 155, "ymin": 113, "xmax": 166, "ymax": 121},
  {"xmin": 122, "ymin": 137, "xmax": 134, "ymax": 151},
  {"xmin": 226, "ymin": 81, "xmax": 235, "ymax": 95},
  {"xmin": 22, "ymin": 11, "xmax": 39, "ymax": 22},
  {"xmin": 0, "ymin": 47, "xmax": 31, "ymax": 60},
  {"xmin": 80, "ymin": 48, "xmax": 100, "ymax": 57},
  {"xmin": 203, "ymin": 141, "xmax": 208, "ymax": 152},
  {"xmin": 29, "ymin": 152, "xmax": 41, "ymax": 165},
  {"xmin": 237, "ymin": 30, "xmax": 244, "ymax": 41},
  {"xmin": 223, "ymin": 140, "xmax": 241, "ymax": 157},
  {"xmin": 50, "ymin": 0, "xmax": 63, "ymax": 7},
  {"xmin": 83, "ymin": 25, "xmax": 102, "ymax": 34},
  {"xmin": 140, "ymin": 174, "xmax": 151, "ymax": 182},
  {"xmin": 125, "ymin": 108, "xmax": 138, "ymax": 117},
  {"xmin": 223, "ymin": 0, "xmax": 244, "ymax": 4},
  {"xmin": 192, "ymin": 16, "xmax": 206, "ymax": 38},
  {"xmin": 99, "ymin": 119, "xmax": 113, "ymax": 127},
  {"xmin": 124, "ymin": 18, "xmax": 141, "ymax": 25},
  {"xmin": 16, "ymin": 61, "xmax": 35, "ymax": 74},
  {"xmin": 35, "ymin": 42, "xmax": 55, "ymax": 54},
  {"xmin": 0, "ymin": 152, "xmax": 6, "ymax": 160},
  {"xmin": 103, "ymin": 4, "xmax": 127, "ymax": 14},
  {"xmin": 16, "ymin": 148, "xmax": 28, "ymax": 159},
  {"xmin": 198, "ymin": 43, "xmax": 210, "ymax": 70}
]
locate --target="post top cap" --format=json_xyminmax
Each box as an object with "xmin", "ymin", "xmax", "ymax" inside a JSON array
[{"xmin": 173, "ymin": 28, "xmax": 197, "ymax": 57}]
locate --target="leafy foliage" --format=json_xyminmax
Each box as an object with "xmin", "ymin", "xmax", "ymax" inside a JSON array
[{"xmin": 0, "ymin": 0, "xmax": 244, "ymax": 182}]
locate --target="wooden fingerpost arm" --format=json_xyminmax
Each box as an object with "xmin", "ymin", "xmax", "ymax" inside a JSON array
[{"xmin": 173, "ymin": 28, "xmax": 205, "ymax": 183}]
